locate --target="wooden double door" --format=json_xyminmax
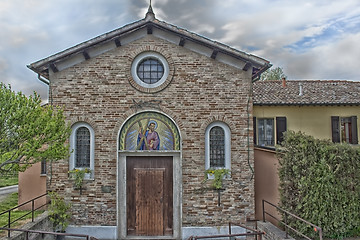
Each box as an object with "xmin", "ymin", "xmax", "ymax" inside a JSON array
[{"xmin": 126, "ymin": 156, "xmax": 173, "ymax": 236}]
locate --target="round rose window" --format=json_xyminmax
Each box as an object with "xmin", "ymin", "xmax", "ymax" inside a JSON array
[
  {"xmin": 131, "ymin": 52, "xmax": 169, "ymax": 89},
  {"xmin": 136, "ymin": 58, "xmax": 164, "ymax": 84}
]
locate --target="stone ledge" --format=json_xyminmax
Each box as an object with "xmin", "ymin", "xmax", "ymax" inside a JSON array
[
  {"xmin": 257, "ymin": 221, "xmax": 295, "ymax": 240},
  {"xmin": 5, "ymin": 211, "xmax": 53, "ymax": 240}
]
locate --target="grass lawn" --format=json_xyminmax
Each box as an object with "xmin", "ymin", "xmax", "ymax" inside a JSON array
[
  {"xmin": 0, "ymin": 175, "xmax": 18, "ymax": 188},
  {"xmin": 0, "ymin": 193, "xmax": 44, "ymax": 236}
]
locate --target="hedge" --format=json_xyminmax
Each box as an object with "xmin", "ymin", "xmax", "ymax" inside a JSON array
[{"xmin": 277, "ymin": 131, "xmax": 360, "ymax": 239}]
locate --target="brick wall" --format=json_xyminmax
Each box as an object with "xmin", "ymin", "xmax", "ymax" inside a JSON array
[{"xmin": 47, "ymin": 35, "xmax": 255, "ymax": 227}]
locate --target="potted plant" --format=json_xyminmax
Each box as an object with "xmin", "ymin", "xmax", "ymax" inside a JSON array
[
  {"xmin": 48, "ymin": 192, "xmax": 71, "ymax": 235},
  {"xmin": 204, "ymin": 168, "xmax": 231, "ymax": 190},
  {"xmin": 203, "ymin": 168, "xmax": 231, "ymax": 206},
  {"xmin": 68, "ymin": 168, "xmax": 91, "ymax": 193}
]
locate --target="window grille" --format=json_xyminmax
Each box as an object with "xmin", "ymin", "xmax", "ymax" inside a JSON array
[
  {"xmin": 210, "ymin": 126, "xmax": 225, "ymax": 167},
  {"xmin": 137, "ymin": 58, "xmax": 164, "ymax": 84},
  {"xmin": 75, "ymin": 127, "xmax": 90, "ymax": 168}
]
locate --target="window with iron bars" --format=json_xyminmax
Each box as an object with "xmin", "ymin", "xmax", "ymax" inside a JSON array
[
  {"xmin": 210, "ymin": 126, "xmax": 225, "ymax": 168},
  {"xmin": 137, "ymin": 58, "xmax": 164, "ymax": 84},
  {"xmin": 75, "ymin": 127, "xmax": 91, "ymax": 168}
]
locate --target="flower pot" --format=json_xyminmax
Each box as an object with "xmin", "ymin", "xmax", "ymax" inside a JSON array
[
  {"xmin": 56, "ymin": 234, "xmax": 65, "ymax": 240},
  {"xmin": 55, "ymin": 231, "xmax": 66, "ymax": 240}
]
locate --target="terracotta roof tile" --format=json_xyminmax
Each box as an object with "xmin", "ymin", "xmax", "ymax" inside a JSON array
[{"xmin": 253, "ymin": 80, "xmax": 360, "ymax": 106}]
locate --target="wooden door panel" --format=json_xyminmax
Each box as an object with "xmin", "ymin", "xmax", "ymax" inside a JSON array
[
  {"xmin": 126, "ymin": 156, "xmax": 173, "ymax": 236},
  {"xmin": 135, "ymin": 168, "xmax": 164, "ymax": 235}
]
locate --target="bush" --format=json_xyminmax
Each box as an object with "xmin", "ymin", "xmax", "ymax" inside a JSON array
[
  {"xmin": 48, "ymin": 192, "xmax": 71, "ymax": 232},
  {"xmin": 278, "ymin": 131, "xmax": 360, "ymax": 239}
]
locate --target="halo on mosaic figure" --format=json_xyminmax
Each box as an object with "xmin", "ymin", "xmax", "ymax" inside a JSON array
[{"xmin": 148, "ymin": 120, "xmax": 158, "ymax": 130}]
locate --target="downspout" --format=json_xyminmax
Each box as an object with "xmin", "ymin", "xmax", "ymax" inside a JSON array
[
  {"xmin": 37, "ymin": 74, "xmax": 53, "ymax": 106},
  {"xmin": 247, "ymin": 82, "xmax": 255, "ymax": 180},
  {"xmin": 37, "ymin": 73, "xmax": 49, "ymax": 85},
  {"xmin": 37, "ymin": 73, "xmax": 53, "ymax": 185}
]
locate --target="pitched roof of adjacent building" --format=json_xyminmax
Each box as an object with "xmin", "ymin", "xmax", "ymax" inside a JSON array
[
  {"xmin": 28, "ymin": 5, "xmax": 271, "ymax": 82},
  {"xmin": 253, "ymin": 79, "xmax": 360, "ymax": 106}
]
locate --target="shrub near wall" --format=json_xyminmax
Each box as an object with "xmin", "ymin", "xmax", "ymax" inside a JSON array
[{"xmin": 277, "ymin": 131, "xmax": 360, "ymax": 239}]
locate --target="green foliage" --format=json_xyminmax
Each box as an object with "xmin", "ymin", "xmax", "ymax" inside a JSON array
[
  {"xmin": 204, "ymin": 168, "xmax": 231, "ymax": 189},
  {"xmin": 48, "ymin": 192, "xmax": 71, "ymax": 232},
  {"xmin": 278, "ymin": 131, "xmax": 360, "ymax": 239},
  {"xmin": 0, "ymin": 83, "xmax": 71, "ymax": 173},
  {"xmin": 68, "ymin": 168, "xmax": 91, "ymax": 189},
  {"xmin": 260, "ymin": 66, "xmax": 287, "ymax": 81}
]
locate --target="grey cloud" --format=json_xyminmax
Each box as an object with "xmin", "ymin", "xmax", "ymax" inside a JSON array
[{"xmin": 1, "ymin": 0, "xmax": 360, "ymax": 103}]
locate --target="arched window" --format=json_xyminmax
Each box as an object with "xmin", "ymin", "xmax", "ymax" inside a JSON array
[
  {"xmin": 75, "ymin": 127, "xmax": 91, "ymax": 168},
  {"xmin": 69, "ymin": 122, "xmax": 95, "ymax": 179},
  {"xmin": 205, "ymin": 122, "xmax": 231, "ymax": 170},
  {"xmin": 209, "ymin": 126, "xmax": 225, "ymax": 167}
]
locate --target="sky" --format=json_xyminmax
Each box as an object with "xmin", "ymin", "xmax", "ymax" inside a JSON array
[{"xmin": 1, "ymin": 0, "xmax": 360, "ymax": 101}]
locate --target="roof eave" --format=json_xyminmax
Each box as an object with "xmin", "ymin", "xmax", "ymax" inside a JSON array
[
  {"xmin": 28, "ymin": 17, "xmax": 271, "ymax": 81},
  {"xmin": 28, "ymin": 18, "xmax": 150, "ymax": 80}
]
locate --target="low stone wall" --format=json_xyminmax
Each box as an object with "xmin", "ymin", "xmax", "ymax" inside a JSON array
[
  {"xmin": 257, "ymin": 221, "xmax": 295, "ymax": 240},
  {"xmin": 6, "ymin": 212, "xmax": 53, "ymax": 240}
]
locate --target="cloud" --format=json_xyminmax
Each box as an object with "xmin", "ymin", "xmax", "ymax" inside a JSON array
[
  {"xmin": 307, "ymin": 32, "xmax": 360, "ymax": 80},
  {"xmin": 209, "ymin": 0, "xmax": 360, "ymax": 81},
  {"xmin": 0, "ymin": 58, "xmax": 9, "ymax": 73},
  {"xmin": 1, "ymin": 0, "xmax": 360, "ymax": 102}
]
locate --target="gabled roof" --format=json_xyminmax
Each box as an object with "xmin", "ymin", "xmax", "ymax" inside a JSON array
[
  {"xmin": 28, "ymin": 6, "xmax": 271, "ymax": 82},
  {"xmin": 253, "ymin": 79, "xmax": 360, "ymax": 106}
]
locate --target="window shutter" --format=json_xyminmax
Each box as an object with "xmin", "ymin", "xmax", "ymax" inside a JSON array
[
  {"xmin": 351, "ymin": 116, "xmax": 358, "ymax": 144},
  {"xmin": 253, "ymin": 117, "xmax": 257, "ymax": 145},
  {"xmin": 331, "ymin": 116, "xmax": 340, "ymax": 143},
  {"xmin": 276, "ymin": 117, "xmax": 287, "ymax": 145}
]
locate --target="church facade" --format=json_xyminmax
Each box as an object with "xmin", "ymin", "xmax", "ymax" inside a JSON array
[{"xmin": 29, "ymin": 6, "xmax": 270, "ymax": 240}]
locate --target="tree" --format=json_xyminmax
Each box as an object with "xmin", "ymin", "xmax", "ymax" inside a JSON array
[
  {"xmin": 0, "ymin": 83, "xmax": 71, "ymax": 173},
  {"xmin": 260, "ymin": 66, "xmax": 287, "ymax": 81}
]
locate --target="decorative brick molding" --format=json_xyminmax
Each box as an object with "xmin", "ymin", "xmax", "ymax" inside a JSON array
[
  {"xmin": 126, "ymin": 37, "xmax": 175, "ymax": 93},
  {"xmin": 67, "ymin": 116, "xmax": 98, "ymax": 133}
]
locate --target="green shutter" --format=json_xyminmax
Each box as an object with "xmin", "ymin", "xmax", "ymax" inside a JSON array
[
  {"xmin": 331, "ymin": 116, "xmax": 340, "ymax": 143},
  {"xmin": 276, "ymin": 117, "xmax": 287, "ymax": 145},
  {"xmin": 351, "ymin": 116, "xmax": 358, "ymax": 144}
]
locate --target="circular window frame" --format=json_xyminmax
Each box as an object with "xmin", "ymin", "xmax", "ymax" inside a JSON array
[{"xmin": 131, "ymin": 52, "xmax": 170, "ymax": 89}]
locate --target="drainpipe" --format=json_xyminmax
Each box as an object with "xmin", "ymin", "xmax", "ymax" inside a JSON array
[
  {"xmin": 37, "ymin": 74, "xmax": 52, "ymax": 106},
  {"xmin": 247, "ymin": 82, "xmax": 254, "ymax": 180},
  {"xmin": 37, "ymin": 74, "xmax": 49, "ymax": 85},
  {"xmin": 37, "ymin": 73, "xmax": 53, "ymax": 185}
]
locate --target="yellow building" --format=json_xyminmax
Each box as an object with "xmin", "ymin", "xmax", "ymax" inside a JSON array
[
  {"xmin": 253, "ymin": 79, "xmax": 359, "ymax": 147},
  {"xmin": 252, "ymin": 79, "xmax": 359, "ymax": 222}
]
